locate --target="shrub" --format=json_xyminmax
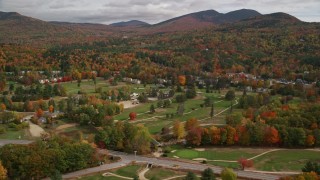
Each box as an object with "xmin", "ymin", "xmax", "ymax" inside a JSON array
[
  {"xmin": 0, "ymin": 126, "xmax": 6, "ymax": 134},
  {"xmin": 163, "ymin": 146, "xmax": 172, "ymax": 153}
]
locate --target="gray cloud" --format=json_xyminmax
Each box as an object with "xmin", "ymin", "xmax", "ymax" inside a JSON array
[{"xmin": 0, "ymin": 0, "xmax": 319, "ymax": 24}]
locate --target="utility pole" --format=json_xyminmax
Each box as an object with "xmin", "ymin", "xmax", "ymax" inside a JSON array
[{"xmin": 210, "ymin": 102, "xmax": 214, "ymax": 122}]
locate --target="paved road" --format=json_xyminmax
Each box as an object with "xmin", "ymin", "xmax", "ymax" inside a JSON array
[
  {"xmin": 62, "ymin": 150, "xmax": 283, "ymax": 180},
  {"xmin": 0, "ymin": 139, "xmax": 33, "ymax": 146},
  {"xmin": 62, "ymin": 159, "xmax": 131, "ymax": 179},
  {"xmin": 108, "ymin": 151, "xmax": 282, "ymax": 180}
]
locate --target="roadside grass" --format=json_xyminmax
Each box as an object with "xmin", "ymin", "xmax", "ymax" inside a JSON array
[
  {"xmin": 144, "ymin": 120, "xmax": 172, "ymax": 134},
  {"xmin": 57, "ymin": 125, "xmax": 97, "ymax": 140},
  {"xmin": 80, "ymin": 174, "xmax": 125, "ymax": 180},
  {"xmin": 114, "ymin": 102, "xmax": 154, "ymax": 120},
  {"xmin": 253, "ymin": 150, "xmax": 320, "ymax": 171},
  {"xmin": 0, "ymin": 127, "xmax": 31, "ymax": 140},
  {"xmin": 61, "ymin": 79, "xmax": 105, "ymax": 95},
  {"xmin": 167, "ymin": 146, "xmax": 259, "ymax": 161},
  {"xmin": 207, "ymin": 161, "xmax": 239, "ymax": 169},
  {"xmin": 168, "ymin": 146, "xmax": 320, "ymax": 172},
  {"xmin": 145, "ymin": 167, "xmax": 186, "ymax": 179},
  {"xmin": 110, "ymin": 164, "xmax": 143, "ymax": 178}
]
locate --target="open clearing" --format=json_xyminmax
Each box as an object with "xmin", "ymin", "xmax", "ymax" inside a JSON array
[{"xmin": 167, "ymin": 145, "xmax": 320, "ymax": 172}]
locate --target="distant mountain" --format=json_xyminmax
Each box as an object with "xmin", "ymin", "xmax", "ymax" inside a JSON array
[
  {"xmin": 148, "ymin": 9, "xmax": 261, "ymax": 33},
  {"xmin": 0, "ymin": 11, "xmax": 79, "ymax": 45},
  {"xmin": 214, "ymin": 9, "xmax": 261, "ymax": 24},
  {"xmin": 0, "ymin": 10, "xmax": 308, "ymax": 44},
  {"xmin": 157, "ymin": 10, "xmax": 221, "ymax": 25},
  {"xmin": 110, "ymin": 20, "xmax": 150, "ymax": 27},
  {"xmin": 229, "ymin": 12, "xmax": 302, "ymax": 29}
]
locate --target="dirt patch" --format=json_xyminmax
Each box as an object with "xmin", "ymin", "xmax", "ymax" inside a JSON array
[
  {"xmin": 194, "ymin": 148, "xmax": 205, "ymax": 151},
  {"xmin": 118, "ymin": 101, "xmax": 141, "ymax": 109},
  {"xmin": 193, "ymin": 158, "xmax": 207, "ymax": 161},
  {"xmin": 29, "ymin": 122, "xmax": 45, "ymax": 137},
  {"xmin": 194, "ymin": 95, "xmax": 204, "ymax": 100},
  {"xmin": 56, "ymin": 123, "xmax": 78, "ymax": 131}
]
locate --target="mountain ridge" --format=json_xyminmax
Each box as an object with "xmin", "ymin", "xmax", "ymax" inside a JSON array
[
  {"xmin": 110, "ymin": 20, "xmax": 150, "ymax": 27},
  {"xmin": 0, "ymin": 9, "xmax": 308, "ymax": 44}
]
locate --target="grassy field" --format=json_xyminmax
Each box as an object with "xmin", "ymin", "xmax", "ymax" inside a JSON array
[
  {"xmin": 167, "ymin": 145, "xmax": 260, "ymax": 161},
  {"xmin": 253, "ymin": 150, "xmax": 320, "ymax": 171},
  {"xmin": 145, "ymin": 167, "xmax": 186, "ymax": 179},
  {"xmin": 0, "ymin": 127, "xmax": 31, "ymax": 140},
  {"xmin": 80, "ymin": 174, "xmax": 125, "ymax": 180},
  {"xmin": 207, "ymin": 161, "xmax": 239, "ymax": 169},
  {"xmin": 61, "ymin": 78, "xmax": 108, "ymax": 95},
  {"xmin": 80, "ymin": 174, "xmax": 129, "ymax": 180},
  {"xmin": 57, "ymin": 125, "xmax": 97, "ymax": 140},
  {"xmin": 110, "ymin": 164, "xmax": 143, "ymax": 178},
  {"xmin": 114, "ymin": 91, "xmax": 234, "ymax": 134},
  {"xmin": 80, "ymin": 164, "xmax": 143, "ymax": 180},
  {"xmin": 167, "ymin": 146, "xmax": 320, "ymax": 172},
  {"xmin": 80, "ymin": 165, "xmax": 187, "ymax": 180}
]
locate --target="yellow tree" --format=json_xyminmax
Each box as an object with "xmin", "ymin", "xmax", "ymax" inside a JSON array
[
  {"xmin": 173, "ymin": 120, "xmax": 185, "ymax": 139},
  {"xmin": 185, "ymin": 118, "xmax": 199, "ymax": 131},
  {"xmin": 49, "ymin": 105, "xmax": 54, "ymax": 113},
  {"xmin": 0, "ymin": 103, "xmax": 5, "ymax": 112},
  {"xmin": 0, "ymin": 161, "xmax": 7, "ymax": 180},
  {"xmin": 36, "ymin": 108, "xmax": 44, "ymax": 118}
]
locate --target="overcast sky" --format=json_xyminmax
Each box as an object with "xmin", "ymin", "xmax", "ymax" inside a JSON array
[{"xmin": 0, "ymin": 0, "xmax": 319, "ymax": 24}]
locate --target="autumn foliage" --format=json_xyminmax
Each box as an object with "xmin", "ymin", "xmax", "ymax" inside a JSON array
[
  {"xmin": 0, "ymin": 104, "xmax": 6, "ymax": 112},
  {"xmin": 36, "ymin": 108, "xmax": 44, "ymax": 118},
  {"xmin": 48, "ymin": 105, "xmax": 54, "ymax": 113},
  {"xmin": 264, "ymin": 126, "xmax": 280, "ymax": 145},
  {"xmin": 129, "ymin": 112, "xmax": 137, "ymax": 120},
  {"xmin": 238, "ymin": 158, "xmax": 254, "ymax": 170},
  {"xmin": 260, "ymin": 111, "xmax": 277, "ymax": 119},
  {"xmin": 178, "ymin": 75, "xmax": 186, "ymax": 86}
]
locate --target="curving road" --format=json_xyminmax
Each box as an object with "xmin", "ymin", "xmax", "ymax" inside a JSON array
[
  {"xmin": 62, "ymin": 150, "xmax": 283, "ymax": 180},
  {"xmin": 108, "ymin": 150, "xmax": 282, "ymax": 180},
  {"xmin": 0, "ymin": 139, "xmax": 33, "ymax": 146}
]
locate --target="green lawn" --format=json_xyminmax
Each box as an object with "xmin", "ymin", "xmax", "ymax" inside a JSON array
[
  {"xmin": 145, "ymin": 167, "xmax": 186, "ymax": 179},
  {"xmin": 144, "ymin": 120, "xmax": 173, "ymax": 134},
  {"xmin": 115, "ymin": 92, "xmax": 232, "ymax": 134},
  {"xmin": 0, "ymin": 128, "xmax": 30, "ymax": 140},
  {"xmin": 61, "ymin": 79, "xmax": 107, "ymax": 95},
  {"xmin": 253, "ymin": 150, "xmax": 320, "ymax": 171},
  {"xmin": 110, "ymin": 164, "xmax": 142, "ymax": 178},
  {"xmin": 57, "ymin": 125, "xmax": 97, "ymax": 140},
  {"xmin": 80, "ymin": 174, "xmax": 125, "ymax": 180},
  {"xmin": 167, "ymin": 146, "xmax": 259, "ymax": 161},
  {"xmin": 168, "ymin": 147, "xmax": 320, "ymax": 172},
  {"xmin": 207, "ymin": 161, "xmax": 239, "ymax": 169}
]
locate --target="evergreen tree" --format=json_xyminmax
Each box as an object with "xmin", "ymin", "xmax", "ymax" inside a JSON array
[
  {"xmin": 177, "ymin": 103, "xmax": 185, "ymax": 116},
  {"xmin": 302, "ymin": 161, "xmax": 320, "ymax": 175},
  {"xmin": 201, "ymin": 168, "xmax": 215, "ymax": 180},
  {"xmin": 184, "ymin": 172, "xmax": 197, "ymax": 180},
  {"xmin": 210, "ymin": 104, "xmax": 214, "ymax": 120},
  {"xmin": 43, "ymin": 84, "xmax": 52, "ymax": 99},
  {"xmin": 150, "ymin": 104, "xmax": 155, "ymax": 113},
  {"xmin": 225, "ymin": 90, "xmax": 235, "ymax": 101}
]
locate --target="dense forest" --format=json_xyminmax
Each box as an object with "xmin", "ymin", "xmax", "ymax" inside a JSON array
[{"xmin": 1, "ymin": 15, "xmax": 319, "ymax": 84}]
